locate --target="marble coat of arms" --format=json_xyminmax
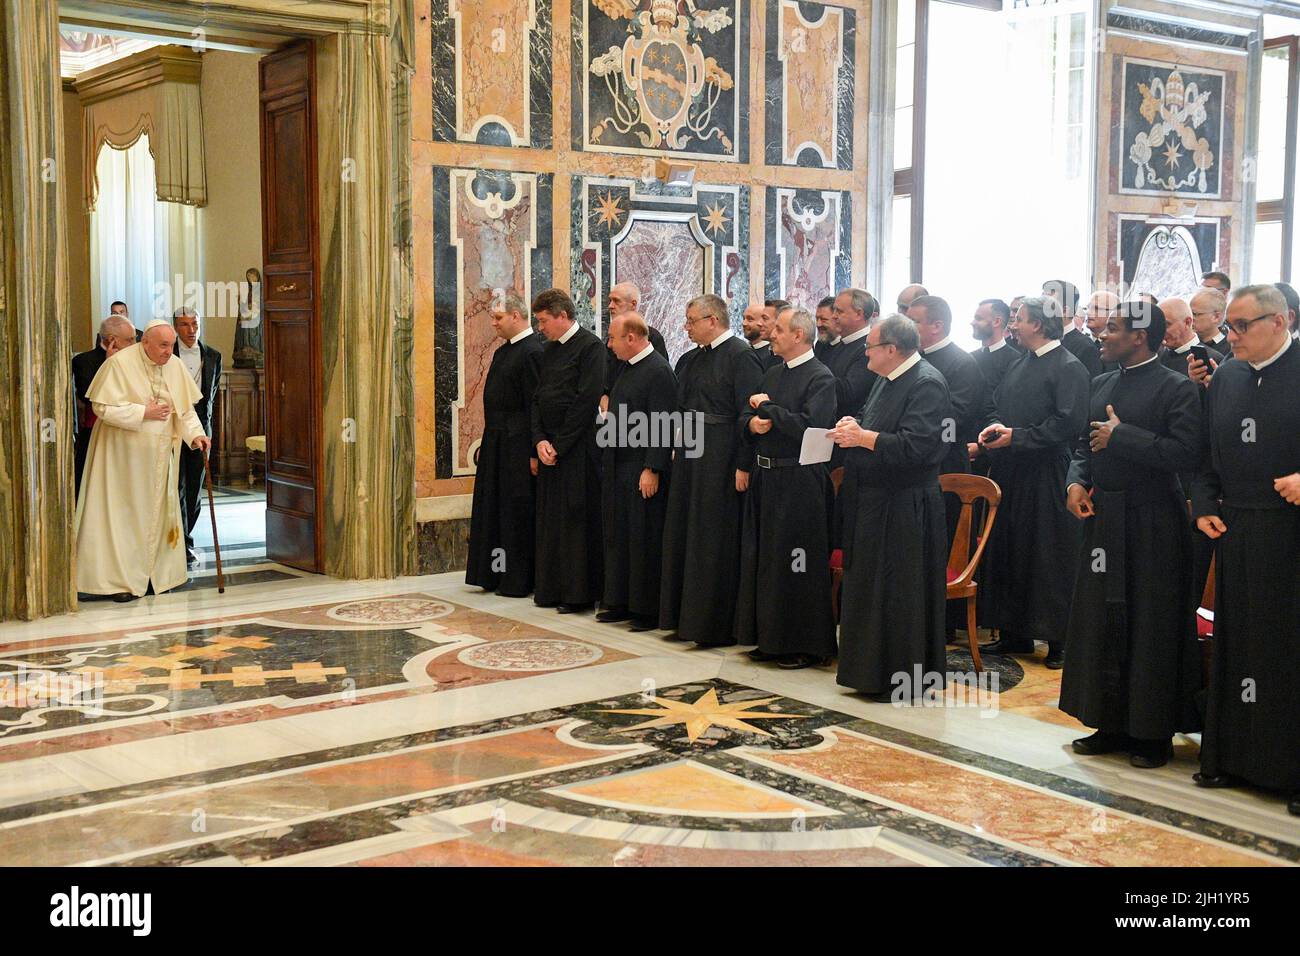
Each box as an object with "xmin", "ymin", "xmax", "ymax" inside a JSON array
[
  {"xmin": 589, "ymin": 0, "xmax": 735, "ymax": 152},
  {"xmin": 1127, "ymin": 67, "xmax": 1216, "ymax": 194}
]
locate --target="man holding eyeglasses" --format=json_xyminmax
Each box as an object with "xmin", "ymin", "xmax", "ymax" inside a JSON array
[{"xmin": 1189, "ymin": 285, "xmax": 1300, "ymax": 817}]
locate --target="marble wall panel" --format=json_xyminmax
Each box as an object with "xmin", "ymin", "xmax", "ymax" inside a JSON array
[
  {"xmin": 764, "ymin": 0, "xmax": 855, "ymax": 170},
  {"xmin": 763, "ymin": 186, "xmax": 851, "ymax": 311},
  {"xmin": 1106, "ymin": 213, "xmax": 1227, "ymax": 300},
  {"xmin": 573, "ymin": 0, "xmax": 749, "ymax": 162},
  {"xmin": 430, "ymin": 0, "xmax": 554, "ymax": 148},
  {"xmin": 571, "ymin": 174, "xmax": 747, "ymax": 362},
  {"xmin": 432, "ymin": 167, "xmax": 554, "ymax": 479}
]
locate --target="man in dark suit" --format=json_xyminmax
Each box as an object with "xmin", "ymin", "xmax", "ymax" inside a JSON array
[
  {"xmin": 1191, "ymin": 287, "xmax": 1232, "ymax": 358},
  {"xmin": 1045, "ymin": 279, "xmax": 1103, "ymax": 377},
  {"xmin": 172, "ymin": 307, "xmax": 223, "ymax": 568},
  {"xmin": 72, "ymin": 315, "xmax": 137, "ymax": 497}
]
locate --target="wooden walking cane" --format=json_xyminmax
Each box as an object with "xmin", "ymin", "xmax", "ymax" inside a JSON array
[{"xmin": 201, "ymin": 446, "xmax": 225, "ymax": 593}]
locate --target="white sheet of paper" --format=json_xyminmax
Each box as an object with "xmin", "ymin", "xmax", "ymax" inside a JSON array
[{"xmin": 799, "ymin": 427, "xmax": 835, "ymax": 465}]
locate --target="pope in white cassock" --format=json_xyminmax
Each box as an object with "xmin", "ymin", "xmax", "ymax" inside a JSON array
[{"xmin": 75, "ymin": 319, "xmax": 213, "ymax": 601}]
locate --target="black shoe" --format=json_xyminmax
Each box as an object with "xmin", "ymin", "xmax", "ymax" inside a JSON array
[
  {"xmin": 746, "ymin": 648, "xmax": 772, "ymax": 661},
  {"xmin": 627, "ymin": 617, "xmax": 658, "ymax": 633},
  {"xmin": 1288, "ymin": 792, "xmax": 1300, "ymax": 816},
  {"xmin": 496, "ymin": 589, "xmax": 530, "ymax": 599},
  {"xmin": 1130, "ymin": 738, "xmax": 1172, "ymax": 768},
  {"xmin": 595, "ymin": 608, "xmax": 630, "ymax": 623},
  {"xmin": 982, "ymin": 637, "xmax": 1034, "ymax": 655},
  {"xmin": 661, "ymin": 631, "xmax": 686, "ymax": 642},
  {"xmin": 1071, "ymin": 730, "xmax": 1129, "ymax": 756},
  {"xmin": 777, "ymin": 653, "xmax": 817, "ymax": 670},
  {"xmin": 111, "ymin": 592, "xmax": 138, "ymax": 603},
  {"xmin": 1044, "ymin": 644, "xmax": 1065, "ymax": 669},
  {"xmin": 557, "ymin": 603, "xmax": 593, "ymax": 614},
  {"xmin": 1193, "ymin": 771, "xmax": 1237, "ymax": 789}
]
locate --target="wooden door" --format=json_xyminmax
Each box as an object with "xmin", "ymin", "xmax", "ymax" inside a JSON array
[{"xmin": 259, "ymin": 42, "xmax": 322, "ymax": 571}]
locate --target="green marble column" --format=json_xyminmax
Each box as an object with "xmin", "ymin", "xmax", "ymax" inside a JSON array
[{"xmin": 0, "ymin": 1, "xmax": 76, "ymax": 620}]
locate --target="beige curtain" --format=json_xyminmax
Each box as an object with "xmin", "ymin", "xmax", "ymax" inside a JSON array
[{"xmin": 78, "ymin": 48, "xmax": 206, "ymax": 212}]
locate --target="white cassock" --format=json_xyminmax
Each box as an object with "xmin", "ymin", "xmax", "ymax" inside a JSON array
[{"xmin": 75, "ymin": 343, "xmax": 206, "ymax": 596}]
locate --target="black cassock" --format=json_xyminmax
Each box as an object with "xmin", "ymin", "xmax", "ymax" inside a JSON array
[
  {"xmin": 923, "ymin": 343, "xmax": 994, "ymax": 555},
  {"xmin": 837, "ymin": 358, "xmax": 952, "ymax": 695},
  {"xmin": 1058, "ymin": 359, "xmax": 1203, "ymax": 740},
  {"xmin": 734, "ymin": 355, "xmax": 838, "ymax": 658},
  {"xmin": 980, "ymin": 344, "xmax": 1091, "ymax": 643},
  {"xmin": 604, "ymin": 326, "xmax": 668, "ymax": 393},
  {"xmin": 751, "ymin": 341, "xmax": 783, "ymax": 372},
  {"xmin": 1160, "ymin": 342, "xmax": 1224, "ymax": 378},
  {"xmin": 823, "ymin": 330, "xmax": 878, "ymax": 421},
  {"xmin": 971, "ymin": 340, "xmax": 1021, "ymax": 399},
  {"xmin": 531, "ymin": 325, "xmax": 606, "ymax": 606},
  {"xmin": 1190, "ymin": 339, "xmax": 1300, "ymax": 791},
  {"xmin": 1063, "ymin": 328, "xmax": 1103, "ymax": 378},
  {"xmin": 466, "ymin": 331, "xmax": 544, "ymax": 596},
  {"xmin": 601, "ymin": 349, "xmax": 676, "ymax": 619},
  {"xmin": 659, "ymin": 333, "xmax": 764, "ymax": 643},
  {"xmin": 72, "ymin": 345, "xmax": 108, "ymax": 497},
  {"xmin": 814, "ymin": 339, "xmax": 838, "ymax": 364}
]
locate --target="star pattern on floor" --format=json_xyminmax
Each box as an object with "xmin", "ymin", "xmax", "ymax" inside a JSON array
[{"xmin": 600, "ymin": 688, "xmax": 810, "ymax": 743}]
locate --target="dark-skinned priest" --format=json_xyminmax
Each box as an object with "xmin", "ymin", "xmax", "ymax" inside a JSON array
[
  {"xmin": 660, "ymin": 293, "xmax": 764, "ymax": 645},
  {"xmin": 597, "ymin": 312, "xmax": 677, "ymax": 631},
  {"xmin": 1190, "ymin": 284, "xmax": 1300, "ymax": 817},
  {"xmin": 1059, "ymin": 300, "xmax": 1203, "ymax": 769},
  {"xmin": 735, "ymin": 307, "xmax": 838, "ymax": 668},
  {"xmin": 831, "ymin": 315, "xmax": 952, "ymax": 700},
  {"xmin": 529, "ymin": 288, "xmax": 606, "ymax": 613},
  {"xmin": 977, "ymin": 296, "xmax": 1090, "ymax": 669},
  {"xmin": 466, "ymin": 293, "xmax": 544, "ymax": 598}
]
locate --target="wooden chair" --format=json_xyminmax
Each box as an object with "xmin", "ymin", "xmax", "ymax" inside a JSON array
[
  {"xmin": 829, "ymin": 467, "xmax": 845, "ymax": 622},
  {"xmin": 940, "ymin": 473, "xmax": 1002, "ymax": 674},
  {"xmin": 1198, "ymin": 552, "xmax": 1215, "ymax": 687},
  {"xmin": 246, "ymin": 435, "xmax": 266, "ymax": 487}
]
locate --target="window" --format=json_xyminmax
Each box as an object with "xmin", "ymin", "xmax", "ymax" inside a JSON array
[
  {"xmin": 885, "ymin": 0, "xmax": 1094, "ymax": 347},
  {"xmin": 1254, "ymin": 36, "xmax": 1297, "ymax": 282}
]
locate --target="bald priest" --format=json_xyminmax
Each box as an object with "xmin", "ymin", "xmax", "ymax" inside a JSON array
[{"xmin": 75, "ymin": 320, "xmax": 212, "ymax": 601}]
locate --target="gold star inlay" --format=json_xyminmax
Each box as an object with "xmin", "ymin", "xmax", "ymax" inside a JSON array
[
  {"xmin": 601, "ymin": 688, "xmax": 809, "ymax": 743},
  {"xmin": 702, "ymin": 201, "xmax": 729, "ymax": 237},
  {"xmin": 1162, "ymin": 140, "xmax": 1183, "ymax": 169},
  {"xmin": 594, "ymin": 190, "xmax": 625, "ymax": 229}
]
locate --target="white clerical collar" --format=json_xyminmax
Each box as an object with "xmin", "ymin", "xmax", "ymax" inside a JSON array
[
  {"xmin": 1122, "ymin": 353, "xmax": 1160, "ymax": 371},
  {"xmin": 558, "ymin": 322, "xmax": 580, "ymax": 344},
  {"xmin": 509, "ymin": 327, "xmax": 534, "ymax": 345},
  {"xmin": 887, "ymin": 351, "xmax": 921, "ymax": 381},
  {"xmin": 831, "ymin": 336, "xmax": 842, "ymax": 346},
  {"xmin": 709, "ymin": 328, "xmax": 735, "ymax": 349},
  {"xmin": 628, "ymin": 343, "xmax": 654, "ymax": 365},
  {"xmin": 922, "ymin": 336, "xmax": 951, "ymax": 355},
  {"xmin": 1034, "ymin": 339, "xmax": 1061, "ymax": 357},
  {"xmin": 752, "ymin": 340, "xmax": 771, "ymax": 351},
  {"xmin": 786, "ymin": 348, "xmax": 814, "ymax": 369},
  {"xmin": 1207, "ymin": 332, "xmax": 1226, "ymax": 346},
  {"xmin": 840, "ymin": 325, "xmax": 869, "ymax": 345},
  {"xmin": 1172, "ymin": 339, "xmax": 1193, "ymax": 354},
  {"xmin": 987, "ymin": 338, "xmax": 1007, "ymax": 353},
  {"xmin": 1249, "ymin": 333, "xmax": 1292, "ymax": 372}
]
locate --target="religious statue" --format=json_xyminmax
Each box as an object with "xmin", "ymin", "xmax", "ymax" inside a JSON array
[{"xmin": 234, "ymin": 267, "xmax": 264, "ymax": 369}]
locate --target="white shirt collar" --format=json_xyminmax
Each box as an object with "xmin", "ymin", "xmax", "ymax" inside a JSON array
[
  {"xmin": 709, "ymin": 328, "xmax": 735, "ymax": 349},
  {"xmin": 785, "ymin": 348, "xmax": 814, "ymax": 369},
  {"xmin": 1122, "ymin": 353, "xmax": 1160, "ymax": 371},
  {"xmin": 987, "ymin": 338, "xmax": 1007, "ymax": 353},
  {"xmin": 830, "ymin": 335, "xmax": 842, "ymax": 346},
  {"xmin": 1250, "ymin": 333, "xmax": 1292, "ymax": 372},
  {"xmin": 1034, "ymin": 339, "xmax": 1061, "ymax": 357},
  {"xmin": 840, "ymin": 325, "xmax": 869, "ymax": 345},
  {"xmin": 1172, "ymin": 339, "xmax": 1193, "ymax": 354},
  {"xmin": 887, "ymin": 351, "xmax": 921, "ymax": 381},
  {"xmin": 922, "ymin": 335, "xmax": 951, "ymax": 355},
  {"xmin": 628, "ymin": 342, "xmax": 655, "ymax": 365},
  {"xmin": 557, "ymin": 322, "xmax": 580, "ymax": 344},
  {"xmin": 509, "ymin": 327, "xmax": 534, "ymax": 345},
  {"xmin": 752, "ymin": 339, "xmax": 771, "ymax": 350}
]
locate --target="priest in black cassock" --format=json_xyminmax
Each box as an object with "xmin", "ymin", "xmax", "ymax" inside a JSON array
[
  {"xmin": 602, "ymin": 282, "xmax": 666, "ymax": 410},
  {"xmin": 1059, "ymin": 301, "xmax": 1203, "ymax": 768},
  {"xmin": 597, "ymin": 312, "xmax": 676, "ymax": 631},
  {"xmin": 978, "ymin": 296, "xmax": 1091, "ymax": 669},
  {"xmin": 1191, "ymin": 288, "xmax": 1232, "ymax": 359},
  {"xmin": 814, "ymin": 296, "xmax": 837, "ymax": 363},
  {"xmin": 826, "ymin": 289, "xmax": 879, "ymax": 423},
  {"xmin": 831, "ymin": 315, "xmax": 952, "ymax": 700},
  {"xmin": 1082, "ymin": 290, "xmax": 1121, "ymax": 374},
  {"xmin": 659, "ymin": 293, "xmax": 764, "ymax": 645},
  {"xmin": 970, "ymin": 298, "xmax": 1021, "ymax": 399},
  {"xmin": 742, "ymin": 301, "xmax": 782, "ymax": 371},
  {"xmin": 734, "ymin": 307, "xmax": 838, "ymax": 668},
  {"xmin": 1046, "ymin": 279, "xmax": 1104, "ymax": 379},
  {"xmin": 466, "ymin": 294, "xmax": 544, "ymax": 597},
  {"xmin": 1159, "ymin": 297, "xmax": 1225, "ymax": 378},
  {"xmin": 72, "ymin": 316, "xmax": 136, "ymax": 497},
  {"xmin": 1190, "ymin": 285, "xmax": 1300, "ymax": 817},
  {"xmin": 529, "ymin": 288, "xmax": 606, "ymax": 613}
]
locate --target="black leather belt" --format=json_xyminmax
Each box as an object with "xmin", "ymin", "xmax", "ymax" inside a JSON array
[
  {"xmin": 686, "ymin": 411, "xmax": 733, "ymax": 425},
  {"xmin": 755, "ymin": 455, "xmax": 800, "ymax": 469}
]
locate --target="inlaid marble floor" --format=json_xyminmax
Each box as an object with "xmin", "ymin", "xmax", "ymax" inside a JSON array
[{"xmin": 1, "ymin": 571, "xmax": 1295, "ymax": 868}]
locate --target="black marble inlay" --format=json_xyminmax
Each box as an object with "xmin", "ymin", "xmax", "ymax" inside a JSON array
[
  {"xmin": 1117, "ymin": 56, "xmax": 1225, "ymax": 199},
  {"xmin": 764, "ymin": 0, "xmax": 855, "ymax": 170},
  {"xmin": 763, "ymin": 185, "xmax": 851, "ymax": 309}
]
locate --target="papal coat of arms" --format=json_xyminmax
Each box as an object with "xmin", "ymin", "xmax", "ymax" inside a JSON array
[
  {"xmin": 589, "ymin": 0, "xmax": 736, "ymax": 152},
  {"xmin": 1126, "ymin": 65, "xmax": 1217, "ymax": 194}
]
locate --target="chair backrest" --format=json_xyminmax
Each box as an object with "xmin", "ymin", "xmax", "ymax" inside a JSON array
[
  {"xmin": 939, "ymin": 473, "xmax": 1001, "ymax": 588},
  {"xmin": 830, "ymin": 466, "xmax": 844, "ymax": 498},
  {"xmin": 1201, "ymin": 551, "xmax": 1215, "ymax": 611}
]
